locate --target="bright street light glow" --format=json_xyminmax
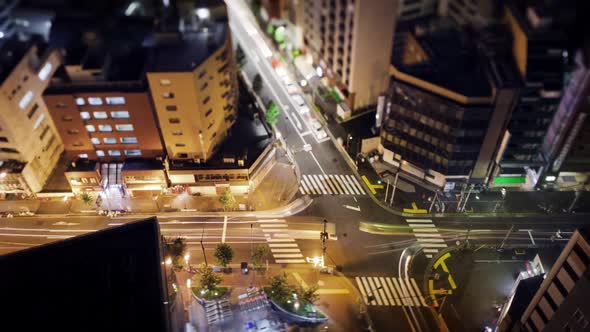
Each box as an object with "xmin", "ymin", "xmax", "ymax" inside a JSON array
[
  {"xmin": 195, "ymin": 8, "xmax": 210, "ymax": 20},
  {"xmin": 0, "ymin": 172, "xmax": 6, "ymax": 178},
  {"xmin": 184, "ymin": 253, "xmax": 190, "ymax": 262},
  {"xmin": 165, "ymin": 257, "xmax": 172, "ymax": 265},
  {"xmin": 316, "ymin": 66, "xmax": 323, "ymax": 77},
  {"xmin": 299, "ymin": 79, "xmax": 308, "ymax": 87},
  {"xmin": 186, "ymin": 279, "xmax": 191, "ymax": 288},
  {"xmin": 545, "ymin": 175, "xmax": 556, "ymax": 182}
]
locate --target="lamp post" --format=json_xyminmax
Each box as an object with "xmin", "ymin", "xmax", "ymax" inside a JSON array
[{"xmin": 320, "ymin": 219, "xmax": 328, "ymax": 268}]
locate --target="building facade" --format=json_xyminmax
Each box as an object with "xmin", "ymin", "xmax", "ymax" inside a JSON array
[
  {"xmin": 0, "ymin": 37, "xmax": 63, "ymax": 194},
  {"xmin": 302, "ymin": 0, "xmax": 397, "ymax": 112}
]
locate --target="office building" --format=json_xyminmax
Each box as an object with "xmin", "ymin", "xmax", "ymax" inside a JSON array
[
  {"xmin": 498, "ymin": 228, "xmax": 590, "ymax": 332},
  {"xmin": 302, "ymin": 0, "xmax": 397, "ymax": 112},
  {"xmin": 0, "ymin": 36, "xmax": 63, "ymax": 194},
  {"xmin": 381, "ymin": 18, "xmax": 519, "ymax": 188},
  {"xmin": 0, "ymin": 217, "xmax": 185, "ymax": 332},
  {"xmin": 495, "ymin": 2, "xmax": 566, "ymax": 187}
]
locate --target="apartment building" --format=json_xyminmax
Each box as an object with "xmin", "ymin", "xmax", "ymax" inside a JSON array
[
  {"xmin": 302, "ymin": 0, "xmax": 397, "ymax": 112},
  {"xmin": 382, "ymin": 19, "xmax": 520, "ymax": 188},
  {"xmin": 0, "ymin": 36, "xmax": 63, "ymax": 194},
  {"xmin": 496, "ymin": 2, "xmax": 566, "ymax": 187}
]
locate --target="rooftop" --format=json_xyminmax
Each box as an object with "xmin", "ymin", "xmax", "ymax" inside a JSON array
[
  {"xmin": 65, "ymin": 159, "xmax": 98, "ymax": 172},
  {"xmin": 0, "ymin": 217, "xmax": 170, "ymax": 332},
  {"xmin": 391, "ymin": 17, "xmax": 493, "ymax": 98},
  {"xmin": 122, "ymin": 158, "xmax": 165, "ymax": 171}
]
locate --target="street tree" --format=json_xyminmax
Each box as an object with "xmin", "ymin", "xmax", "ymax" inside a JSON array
[
  {"xmin": 252, "ymin": 74, "xmax": 263, "ymax": 94},
  {"xmin": 251, "ymin": 244, "xmax": 270, "ymax": 270},
  {"xmin": 267, "ymin": 273, "xmax": 296, "ymax": 305},
  {"xmin": 214, "ymin": 243, "xmax": 234, "ymax": 268},
  {"xmin": 297, "ymin": 285, "xmax": 319, "ymax": 305},
  {"xmin": 78, "ymin": 192, "xmax": 93, "ymax": 206},
  {"xmin": 195, "ymin": 263, "xmax": 222, "ymax": 292},
  {"xmin": 265, "ymin": 102, "xmax": 280, "ymax": 126},
  {"xmin": 218, "ymin": 188, "xmax": 235, "ymax": 211},
  {"xmin": 165, "ymin": 237, "xmax": 187, "ymax": 270},
  {"xmin": 236, "ymin": 45, "xmax": 246, "ymax": 68}
]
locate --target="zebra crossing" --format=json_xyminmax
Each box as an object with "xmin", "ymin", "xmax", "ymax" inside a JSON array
[
  {"xmin": 355, "ymin": 276, "xmax": 428, "ymax": 307},
  {"xmin": 407, "ymin": 219, "xmax": 447, "ymax": 259},
  {"xmin": 260, "ymin": 219, "xmax": 306, "ymax": 264},
  {"xmin": 299, "ymin": 174, "xmax": 366, "ymax": 196}
]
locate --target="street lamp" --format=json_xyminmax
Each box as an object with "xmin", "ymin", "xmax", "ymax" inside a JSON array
[
  {"xmin": 165, "ymin": 257, "xmax": 172, "ymax": 266},
  {"xmin": 184, "ymin": 253, "xmax": 190, "ymax": 270}
]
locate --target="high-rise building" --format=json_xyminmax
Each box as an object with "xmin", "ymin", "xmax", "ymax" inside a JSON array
[
  {"xmin": 381, "ymin": 19, "xmax": 520, "ymax": 188},
  {"xmin": 0, "ymin": 36, "xmax": 63, "ymax": 194},
  {"xmin": 302, "ymin": 0, "xmax": 398, "ymax": 112},
  {"xmin": 495, "ymin": 2, "xmax": 567, "ymax": 187}
]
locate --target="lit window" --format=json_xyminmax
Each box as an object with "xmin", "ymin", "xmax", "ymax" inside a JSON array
[
  {"xmin": 93, "ymin": 112, "xmax": 107, "ymax": 119},
  {"xmin": 88, "ymin": 97, "xmax": 103, "ymax": 105},
  {"xmin": 91, "ymin": 138, "xmax": 101, "ymax": 145},
  {"xmin": 80, "ymin": 112, "xmax": 91, "ymax": 120},
  {"xmin": 169, "ymin": 118, "xmax": 180, "ymax": 124},
  {"xmin": 67, "ymin": 129, "xmax": 79, "ymax": 134},
  {"xmin": 19, "ymin": 90, "xmax": 33, "ymax": 109},
  {"xmin": 110, "ymin": 111, "xmax": 129, "ymax": 119},
  {"xmin": 106, "ymin": 96, "xmax": 126, "ymax": 105},
  {"xmin": 98, "ymin": 124, "xmax": 112, "ymax": 132},
  {"xmin": 96, "ymin": 150, "xmax": 105, "ymax": 157},
  {"xmin": 115, "ymin": 124, "xmax": 134, "ymax": 131},
  {"xmin": 108, "ymin": 150, "xmax": 121, "ymax": 156},
  {"xmin": 75, "ymin": 97, "xmax": 85, "ymax": 106},
  {"xmin": 78, "ymin": 153, "xmax": 88, "ymax": 159},
  {"xmin": 160, "ymin": 79, "xmax": 171, "ymax": 86},
  {"xmin": 175, "ymin": 143, "xmax": 186, "ymax": 147},
  {"xmin": 85, "ymin": 125, "xmax": 96, "ymax": 132},
  {"xmin": 172, "ymin": 130, "xmax": 183, "ymax": 136},
  {"xmin": 62, "ymin": 115, "xmax": 73, "ymax": 121},
  {"xmin": 125, "ymin": 149, "xmax": 141, "ymax": 156},
  {"xmin": 33, "ymin": 113, "xmax": 45, "ymax": 129},
  {"xmin": 103, "ymin": 138, "xmax": 117, "ymax": 144},
  {"xmin": 38, "ymin": 63, "xmax": 52, "ymax": 81},
  {"xmin": 162, "ymin": 92, "xmax": 175, "ymax": 99},
  {"xmin": 121, "ymin": 137, "xmax": 138, "ymax": 144}
]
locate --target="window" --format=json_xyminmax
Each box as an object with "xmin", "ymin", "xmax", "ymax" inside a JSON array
[
  {"xmin": 55, "ymin": 102, "xmax": 67, "ymax": 109},
  {"xmin": 108, "ymin": 150, "xmax": 121, "ymax": 156},
  {"xmin": 103, "ymin": 137, "xmax": 117, "ymax": 144},
  {"xmin": 166, "ymin": 105, "xmax": 177, "ymax": 111},
  {"xmin": 172, "ymin": 130, "xmax": 183, "ymax": 136},
  {"xmin": 202, "ymin": 96, "xmax": 210, "ymax": 105},
  {"xmin": 85, "ymin": 125, "xmax": 96, "ymax": 132},
  {"xmin": 72, "ymin": 142, "xmax": 83, "ymax": 147},
  {"xmin": 67, "ymin": 129, "xmax": 79, "ymax": 135},
  {"xmin": 38, "ymin": 63, "xmax": 52, "ymax": 81},
  {"xmin": 96, "ymin": 150, "xmax": 105, "ymax": 157},
  {"xmin": 88, "ymin": 97, "xmax": 103, "ymax": 105},
  {"xmin": 40, "ymin": 126, "xmax": 50, "ymax": 140},
  {"xmin": 93, "ymin": 112, "xmax": 107, "ymax": 119},
  {"xmin": 205, "ymin": 109, "xmax": 213, "ymax": 117},
  {"xmin": 33, "ymin": 113, "xmax": 45, "ymax": 130},
  {"xmin": 62, "ymin": 115, "xmax": 73, "ymax": 122},
  {"xmin": 110, "ymin": 111, "xmax": 130, "ymax": 119},
  {"xmin": 169, "ymin": 118, "xmax": 180, "ymax": 124},
  {"xmin": 28, "ymin": 103, "xmax": 39, "ymax": 119},
  {"xmin": 19, "ymin": 90, "xmax": 33, "ymax": 109},
  {"xmin": 198, "ymin": 70, "xmax": 206, "ymax": 78},
  {"xmin": 175, "ymin": 143, "xmax": 186, "ymax": 147},
  {"xmin": 80, "ymin": 112, "xmax": 91, "ymax": 120},
  {"xmin": 91, "ymin": 138, "xmax": 101, "ymax": 145},
  {"xmin": 0, "ymin": 137, "xmax": 8, "ymax": 142},
  {"xmin": 115, "ymin": 124, "xmax": 134, "ymax": 131},
  {"xmin": 75, "ymin": 97, "xmax": 85, "ymax": 106},
  {"xmin": 78, "ymin": 153, "xmax": 88, "ymax": 159},
  {"xmin": 98, "ymin": 124, "xmax": 113, "ymax": 132},
  {"xmin": 162, "ymin": 92, "xmax": 175, "ymax": 99},
  {"xmin": 125, "ymin": 149, "xmax": 141, "ymax": 156},
  {"xmin": 201, "ymin": 82, "xmax": 208, "ymax": 91},
  {"xmin": 106, "ymin": 96, "xmax": 125, "ymax": 105},
  {"xmin": 121, "ymin": 137, "xmax": 138, "ymax": 144},
  {"xmin": 0, "ymin": 147, "xmax": 18, "ymax": 153},
  {"xmin": 160, "ymin": 79, "xmax": 171, "ymax": 86}
]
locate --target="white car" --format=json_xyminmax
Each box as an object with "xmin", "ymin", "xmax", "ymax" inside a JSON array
[
  {"xmin": 292, "ymin": 94, "xmax": 309, "ymax": 114},
  {"xmin": 316, "ymin": 129, "xmax": 327, "ymax": 139},
  {"xmin": 286, "ymin": 82, "xmax": 298, "ymax": 95},
  {"xmin": 310, "ymin": 119, "xmax": 322, "ymax": 130}
]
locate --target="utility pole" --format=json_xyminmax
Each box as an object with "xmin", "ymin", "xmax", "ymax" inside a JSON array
[
  {"xmin": 384, "ymin": 178, "xmax": 390, "ymax": 202},
  {"xmin": 500, "ymin": 225, "xmax": 514, "ymax": 249},
  {"xmin": 320, "ymin": 219, "xmax": 329, "ymax": 267},
  {"xmin": 429, "ymin": 191, "xmax": 439, "ymax": 213},
  {"xmin": 568, "ymin": 190, "xmax": 581, "ymax": 213},
  {"xmin": 390, "ymin": 173, "xmax": 399, "ymax": 206},
  {"xmin": 200, "ymin": 226, "xmax": 208, "ymax": 266},
  {"xmin": 460, "ymin": 184, "xmax": 474, "ymax": 212}
]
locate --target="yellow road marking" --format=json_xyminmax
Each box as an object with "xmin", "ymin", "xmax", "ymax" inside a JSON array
[
  {"xmin": 362, "ymin": 175, "xmax": 384, "ymax": 195},
  {"xmin": 403, "ymin": 202, "xmax": 427, "ymax": 214},
  {"xmin": 292, "ymin": 272, "xmax": 309, "ymax": 289},
  {"xmin": 316, "ymin": 288, "xmax": 350, "ymax": 295},
  {"xmin": 433, "ymin": 252, "xmax": 457, "ymax": 290}
]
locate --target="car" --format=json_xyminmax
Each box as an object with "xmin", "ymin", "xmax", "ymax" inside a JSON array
[
  {"xmin": 292, "ymin": 94, "xmax": 309, "ymax": 114},
  {"xmin": 316, "ymin": 129, "xmax": 327, "ymax": 139},
  {"xmin": 286, "ymin": 82, "xmax": 298, "ymax": 94},
  {"xmin": 310, "ymin": 119, "xmax": 322, "ymax": 130}
]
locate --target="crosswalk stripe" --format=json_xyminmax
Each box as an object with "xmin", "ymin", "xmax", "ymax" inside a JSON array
[
  {"xmin": 306, "ymin": 175, "xmax": 320, "ymax": 194},
  {"xmin": 418, "ymin": 243, "xmax": 448, "ymax": 248},
  {"xmin": 391, "ymin": 278, "xmax": 408, "ymax": 306},
  {"xmin": 345, "ymin": 175, "xmax": 361, "ymax": 195},
  {"xmin": 322, "ymin": 175, "xmax": 338, "ymax": 195},
  {"xmin": 266, "ymin": 238, "xmax": 295, "ymax": 242},
  {"xmin": 386, "ymin": 278, "xmax": 401, "ymax": 305},
  {"xmin": 412, "ymin": 228, "xmax": 439, "ymax": 232},
  {"xmin": 268, "ymin": 243, "xmax": 298, "ymax": 248},
  {"xmin": 349, "ymin": 175, "xmax": 366, "ymax": 195},
  {"xmin": 336, "ymin": 175, "xmax": 351, "ymax": 194},
  {"xmin": 423, "ymin": 249, "xmax": 439, "ymax": 253},
  {"xmin": 403, "ymin": 278, "xmax": 419, "ymax": 306},
  {"xmin": 413, "ymin": 233, "xmax": 442, "ymax": 238},
  {"xmin": 338, "ymin": 174, "xmax": 355, "ymax": 195},
  {"xmin": 366, "ymin": 277, "xmax": 383, "ymax": 305},
  {"xmin": 300, "ymin": 176, "xmax": 310, "ymax": 193},
  {"xmin": 299, "ymin": 187, "xmax": 305, "ymax": 194},
  {"xmin": 329, "ymin": 175, "xmax": 344, "ymax": 194},
  {"xmin": 270, "ymin": 248, "xmax": 301, "ymax": 253},
  {"xmin": 411, "ymin": 278, "xmax": 427, "ymax": 307},
  {"xmin": 346, "ymin": 175, "xmax": 362, "ymax": 195},
  {"xmin": 375, "ymin": 278, "xmax": 390, "ymax": 306},
  {"xmin": 360, "ymin": 278, "xmax": 374, "ymax": 305},
  {"xmin": 275, "ymin": 259, "xmax": 306, "ymax": 263},
  {"xmin": 312, "ymin": 175, "xmax": 328, "ymax": 194},
  {"xmin": 260, "ymin": 224, "xmax": 288, "ymax": 228},
  {"xmin": 261, "ymin": 228, "xmax": 289, "ymax": 233},
  {"xmin": 273, "ymin": 253, "xmax": 304, "ymax": 258},
  {"xmin": 318, "ymin": 175, "xmax": 333, "ymax": 194},
  {"xmin": 407, "ymin": 219, "xmax": 433, "ymax": 223},
  {"xmin": 355, "ymin": 277, "xmax": 368, "ymax": 304},
  {"xmin": 379, "ymin": 277, "xmax": 395, "ymax": 306},
  {"xmin": 416, "ymin": 238, "xmax": 445, "ymax": 243},
  {"xmin": 302, "ymin": 176, "xmax": 317, "ymax": 195},
  {"xmin": 426, "ymin": 254, "xmax": 433, "ymax": 258}
]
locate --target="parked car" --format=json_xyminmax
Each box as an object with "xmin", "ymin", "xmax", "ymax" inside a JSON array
[
  {"xmin": 310, "ymin": 119, "xmax": 322, "ymax": 130},
  {"xmin": 316, "ymin": 129, "xmax": 327, "ymax": 139},
  {"xmin": 286, "ymin": 82, "xmax": 298, "ymax": 95},
  {"xmin": 292, "ymin": 94, "xmax": 309, "ymax": 114}
]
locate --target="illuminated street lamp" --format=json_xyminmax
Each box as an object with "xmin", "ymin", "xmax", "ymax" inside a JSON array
[
  {"xmin": 165, "ymin": 257, "xmax": 172, "ymax": 266},
  {"xmin": 0, "ymin": 172, "xmax": 7, "ymax": 178}
]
